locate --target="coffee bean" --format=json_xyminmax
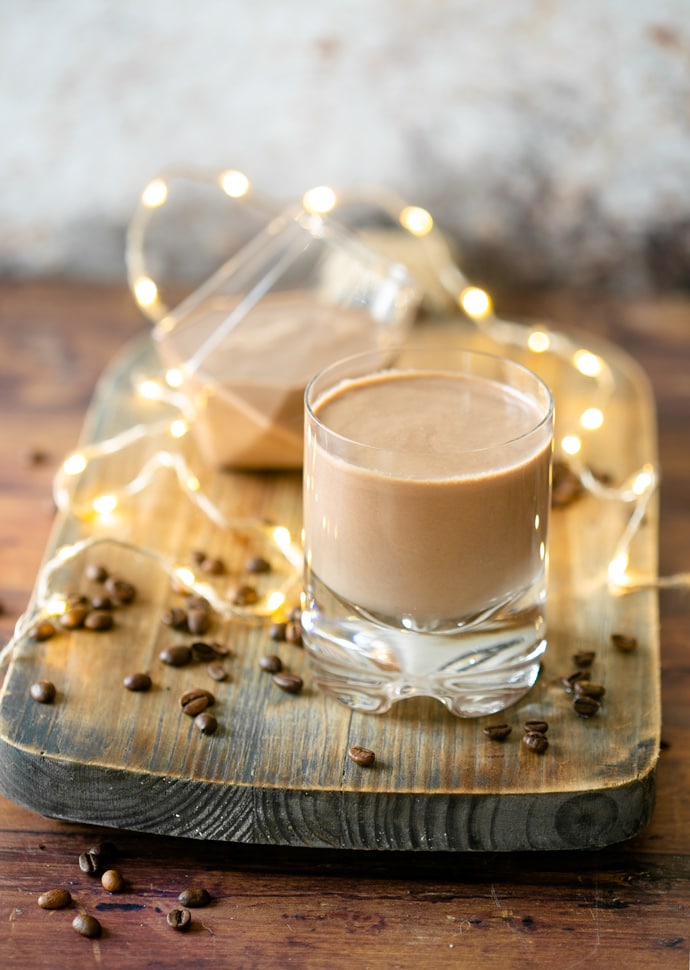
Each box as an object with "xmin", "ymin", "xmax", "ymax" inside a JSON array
[
  {"xmin": 89, "ymin": 595, "xmax": 113, "ymax": 611},
  {"xmin": 573, "ymin": 680, "xmax": 606, "ymax": 699},
  {"xmin": 194, "ymin": 712, "xmax": 218, "ymax": 735},
  {"xmin": 573, "ymin": 651, "xmax": 595, "ymax": 668},
  {"xmin": 179, "ymin": 688, "xmax": 215, "ymax": 716},
  {"xmin": 191, "ymin": 550, "xmax": 207, "ymax": 566},
  {"xmin": 31, "ymin": 620, "xmax": 56, "ymax": 642},
  {"xmin": 101, "ymin": 869, "xmax": 124, "ymax": 893},
  {"xmin": 190, "ymin": 640, "xmax": 220, "ymax": 662},
  {"xmin": 72, "ymin": 913, "xmax": 102, "ymax": 938},
  {"xmin": 523, "ymin": 719, "xmax": 548, "ymax": 734},
  {"xmin": 123, "ymin": 672, "xmax": 152, "ymax": 692},
  {"xmin": 207, "ymin": 663, "xmax": 228, "ymax": 682},
  {"xmin": 59, "ymin": 606, "xmax": 89, "ymax": 630},
  {"xmin": 482, "ymin": 723, "xmax": 512, "ymax": 741},
  {"xmin": 167, "ymin": 907, "xmax": 191, "ymax": 931},
  {"xmin": 84, "ymin": 609, "xmax": 114, "ymax": 631},
  {"xmin": 288, "ymin": 606, "xmax": 302, "ymax": 623},
  {"xmin": 178, "ymin": 887, "xmax": 212, "ymax": 908},
  {"xmin": 185, "ymin": 595, "xmax": 210, "ymax": 611},
  {"xmin": 187, "ymin": 608, "xmax": 211, "ymax": 635},
  {"xmin": 562, "ymin": 671, "xmax": 585, "ymax": 692},
  {"xmin": 573, "ymin": 696, "xmax": 601, "ymax": 718},
  {"xmin": 78, "ymin": 850, "xmax": 101, "ymax": 876},
  {"xmin": 272, "ymin": 672, "xmax": 303, "ymax": 694},
  {"xmin": 611, "ymin": 632, "xmax": 637, "ymax": 652},
  {"xmin": 200, "ymin": 556, "xmax": 225, "ymax": 575},
  {"xmin": 30, "ymin": 680, "xmax": 56, "ymax": 704},
  {"xmin": 246, "ymin": 555, "xmax": 271, "ymax": 574},
  {"xmin": 268, "ymin": 621, "xmax": 287, "ymax": 642},
  {"xmin": 522, "ymin": 732, "xmax": 549, "ymax": 754},
  {"xmin": 85, "ymin": 563, "xmax": 108, "ymax": 583},
  {"xmin": 37, "ymin": 888, "xmax": 72, "ymax": 910},
  {"xmin": 260, "ymin": 654, "xmax": 283, "ymax": 673},
  {"xmin": 88, "ymin": 841, "xmax": 118, "ymax": 864},
  {"xmin": 105, "ymin": 577, "xmax": 136, "ymax": 604},
  {"xmin": 230, "ymin": 584, "xmax": 258, "ymax": 606},
  {"xmin": 348, "ymin": 745, "xmax": 376, "ymax": 767},
  {"xmin": 162, "ymin": 607, "xmax": 188, "ymax": 630},
  {"xmin": 160, "ymin": 645, "xmax": 193, "ymax": 667},
  {"xmin": 285, "ymin": 621, "xmax": 303, "ymax": 646},
  {"xmin": 67, "ymin": 593, "xmax": 91, "ymax": 608}
]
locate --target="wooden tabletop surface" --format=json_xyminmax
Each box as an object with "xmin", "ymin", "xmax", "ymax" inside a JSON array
[{"xmin": 0, "ymin": 281, "xmax": 688, "ymax": 968}]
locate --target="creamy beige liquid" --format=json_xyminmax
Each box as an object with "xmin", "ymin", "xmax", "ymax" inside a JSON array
[
  {"xmin": 156, "ymin": 292, "xmax": 383, "ymax": 469},
  {"xmin": 304, "ymin": 370, "xmax": 551, "ymax": 627}
]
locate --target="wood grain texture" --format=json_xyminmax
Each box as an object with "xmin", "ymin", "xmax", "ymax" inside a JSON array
[
  {"xmin": 0, "ymin": 303, "xmax": 661, "ymax": 851},
  {"xmin": 0, "ymin": 284, "xmax": 689, "ymax": 968}
]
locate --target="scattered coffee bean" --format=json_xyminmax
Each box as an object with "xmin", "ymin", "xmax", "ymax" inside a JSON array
[
  {"xmin": 89, "ymin": 595, "xmax": 113, "ymax": 611},
  {"xmin": 162, "ymin": 607, "xmax": 188, "ymax": 630},
  {"xmin": 30, "ymin": 620, "xmax": 56, "ymax": 642},
  {"xmin": 167, "ymin": 907, "xmax": 191, "ymax": 931},
  {"xmin": 611, "ymin": 632, "xmax": 637, "ymax": 652},
  {"xmin": 30, "ymin": 680, "xmax": 56, "ymax": 704},
  {"xmin": 348, "ymin": 745, "xmax": 376, "ymax": 767},
  {"xmin": 84, "ymin": 609, "xmax": 114, "ymax": 631},
  {"xmin": 101, "ymin": 869, "xmax": 124, "ymax": 893},
  {"xmin": 522, "ymin": 732, "xmax": 549, "ymax": 754},
  {"xmin": 246, "ymin": 555, "xmax": 271, "ymax": 574},
  {"xmin": 72, "ymin": 913, "xmax": 102, "ymax": 938},
  {"xmin": 123, "ymin": 672, "xmax": 152, "ymax": 692},
  {"xmin": 573, "ymin": 651, "xmax": 595, "ymax": 668},
  {"xmin": 523, "ymin": 719, "xmax": 549, "ymax": 734},
  {"xmin": 207, "ymin": 663, "xmax": 228, "ymax": 682},
  {"xmin": 268, "ymin": 621, "xmax": 287, "ymax": 642},
  {"xmin": 37, "ymin": 888, "xmax": 72, "ymax": 910},
  {"xmin": 105, "ymin": 577, "xmax": 136, "ymax": 604},
  {"xmin": 179, "ymin": 688, "xmax": 215, "ymax": 716},
  {"xmin": 573, "ymin": 680, "xmax": 606, "ymax": 699},
  {"xmin": 272, "ymin": 672, "xmax": 303, "ymax": 694},
  {"xmin": 187, "ymin": 608, "xmax": 212, "ymax": 635},
  {"xmin": 89, "ymin": 841, "xmax": 118, "ymax": 864},
  {"xmin": 85, "ymin": 563, "xmax": 108, "ymax": 583},
  {"xmin": 190, "ymin": 640, "xmax": 220, "ymax": 662},
  {"xmin": 230, "ymin": 584, "xmax": 259, "ymax": 606},
  {"xmin": 194, "ymin": 712, "xmax": 218, "ymax": 735},
  {"xmin": 285, "ymin": 620, "xmax": 303, "ymax": 646},
  {"xmin": 160, "ymin": 645, "xmax": 193, "ymax": 667},
  {"xmin": 66, "ymin": 593, "xmax": 90, "ymax": 608},
  {"xmin": 260, "ymin": 654, "xmax": 283, "ymax": 673},
  {"xmin": 178, "ymin": 887, "xmax": 212, "ymax": 908},
  {"xmin": 59, "ymin": 606, "xmax": 89, "ymax": 630},
  {"xmin": 78, "ymin": 850, "xmax": 101, "ymax": 876},
  {"xmin": 191, "ymin": 550, "xmax": 207, "ymax": 566},
  {"xmin": 482, "ymin": 724, "xmax": 512, "ymax": 741},
  {"xmin": 561, "ymin": 671, "xmax": 585, "ymax": 692},
  {"xmin": 573, "ymin": 696, "xmax": 601, "ymax": 718},
  {"xmin": 185, "ymin": 595, "xmax": 210, "ymax": 611},
  {"xmin": 201, "ymin": 556, "xmax": 225, "ymax": 575},
  {"xmin": 23, "ymin": 446, "xmax": 50, "ymax": 466}
]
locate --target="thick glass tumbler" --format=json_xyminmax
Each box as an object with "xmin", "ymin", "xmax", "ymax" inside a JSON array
[{"xmin": 301, "ymin": 347, "xmax": 554, "ymax": 717}]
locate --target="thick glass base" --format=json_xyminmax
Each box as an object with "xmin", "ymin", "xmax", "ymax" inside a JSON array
[{"xmin": 301, "ymin": 578, "xmax": 547, "ymax": 718}]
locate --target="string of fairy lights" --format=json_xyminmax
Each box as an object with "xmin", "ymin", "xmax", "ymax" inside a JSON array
[{"xmin": 2, "ymin": 168, "xmax": 688, "ymax": 668}]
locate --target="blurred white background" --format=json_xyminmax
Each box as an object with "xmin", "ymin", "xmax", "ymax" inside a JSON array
[{"xmin": 2, "ymin": 0, "xmax": 689, "ymax": 294}]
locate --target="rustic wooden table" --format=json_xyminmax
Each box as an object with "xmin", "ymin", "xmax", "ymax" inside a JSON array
[{"xmin": 0, "ymin": 282, "xmax": 688, "ymax": 968}]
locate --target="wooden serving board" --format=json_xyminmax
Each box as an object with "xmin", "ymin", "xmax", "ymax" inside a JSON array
[{"xmin": 0, "ymin": 316, "xmax": 660, "ymax": 851}]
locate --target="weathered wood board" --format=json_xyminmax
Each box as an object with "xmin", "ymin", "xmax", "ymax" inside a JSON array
[{"xmin": 0, "ymin": 317, "xmax": 660, "ymax": 850}]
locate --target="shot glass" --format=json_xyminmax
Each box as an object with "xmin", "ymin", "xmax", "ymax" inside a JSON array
[{"xmin": 301, "ymin": 346, "xmax": 554, "ymax": 717}]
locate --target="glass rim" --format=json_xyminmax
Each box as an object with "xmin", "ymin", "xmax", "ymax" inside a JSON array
[{"xmin": 305, "ymin": 345, "xmax": 554, "ymax": 458}]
